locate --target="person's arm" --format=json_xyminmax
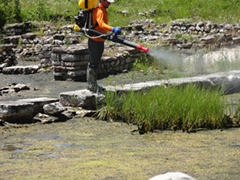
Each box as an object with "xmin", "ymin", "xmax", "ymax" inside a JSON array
[
  {"xmin": 96, "ymin": 10, "xmax": 113, "ymax": 32},
  {"xmin": 97, "ymin": 10, "xmax": 113, "ymax": 31}
]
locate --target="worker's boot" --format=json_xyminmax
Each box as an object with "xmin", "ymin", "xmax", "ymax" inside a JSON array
[{"xmin": 87, "ymin": 66, "xmax": 98, "ymax": 92}]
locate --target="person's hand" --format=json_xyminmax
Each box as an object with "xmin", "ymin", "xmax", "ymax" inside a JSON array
[{"xmin": 112, "ymin": 27, "xmax": 121, "ymax": 35}]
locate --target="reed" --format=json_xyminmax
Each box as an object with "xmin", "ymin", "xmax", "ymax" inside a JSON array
[{"xmin": 97, "ymin": 84, "xmax": 229, "ymax": 132}]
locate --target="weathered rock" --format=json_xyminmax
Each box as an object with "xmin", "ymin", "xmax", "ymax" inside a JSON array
[
  {"xmin": 0, "ymin": 83, "xmax": 30, "ymax": 95},
  {"xmin": 4, "ymin": 22, "xmax": 37, "ymax": 36},
  {"xmin": 0, "ymin": 44, "xmax": 17, "ymax": 68},
  {"xmin": 64, "ymin": 106, "xmax": 95, "ymax": 118},
  {"xmin": 0, "ymin": 101, "xmax": 34, "ymax": 123},
  {"xmin": 35, "ymin": 106, "xmax": 74, "ymax": 123},
  {"xmin": 12, "ymin": 83, "xmax": 30, "ymax": 92},
  {"xmin": 105, "ymin": 70, "xmax": 240, "ymax": 94},
  {"xmin": 200, "ymin": 35, "xmax": 216, "ymax": 44},
  {"xmin": 43, "ymin": 102, "xmax": 65, "ymax": 115},
  {"xmin": 21, "ymin": 32, "xmax": 37, "ymax": 40},
  {"xmin": 35, "ymin": 113, "xmax": 59, "ymax": 124},
  {"xmin": 2, "ymin": 65, "xmax": 40, "ymax": 74},
  {"xmin": 59, "ymin": 89, "xmax": 105, "ymax": 109},
  {"xmin": 17, "ymin": 97, "xmax": 58, "ymax": 116},
  {"xmin": 3, "ymin": 35, "xmax": 21, "ymax": 44},
  {"xmin": 53, "ymin": 34, "xmax": 65, "ymax": 41}
]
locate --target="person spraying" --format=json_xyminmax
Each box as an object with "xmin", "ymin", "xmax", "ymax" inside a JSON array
[
  {"xmin": 74, "ymin": 0, "xmax": 149, "ymax": 93},
  {"xmin": 86, "ymin": 0, "xmax": 121, "ymax": 92}
]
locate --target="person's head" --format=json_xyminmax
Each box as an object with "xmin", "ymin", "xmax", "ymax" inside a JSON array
[{"xmin": 100, "ymin": 0, "xmax": 114, "ymax": 8}]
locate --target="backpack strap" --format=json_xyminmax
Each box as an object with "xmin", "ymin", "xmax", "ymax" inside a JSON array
[{"xmin": 85, "ymin": 0, "xmax": 88, "ymax": 9}]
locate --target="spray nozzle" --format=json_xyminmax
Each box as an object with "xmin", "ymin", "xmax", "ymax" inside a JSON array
[{"xmin": 136, "ymin": 44, "xmax": 149, "ymax": 53}]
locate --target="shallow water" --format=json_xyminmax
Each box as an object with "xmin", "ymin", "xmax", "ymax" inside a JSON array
[{"xmin": 0, "ymin": 117, "xmax": 240, "ymax": 180}]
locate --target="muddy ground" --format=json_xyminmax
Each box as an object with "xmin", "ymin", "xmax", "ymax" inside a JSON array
[
  {"xmin": 0, "ymin": 117, "xmax": 240, "ymax": 180},
  {"xmin": 0, "ymin": 64, "xmax": 240, "ymax": 180},
  {"xmin": 0, "ymin": 61, "xmax": 162, "ymax": 101}
]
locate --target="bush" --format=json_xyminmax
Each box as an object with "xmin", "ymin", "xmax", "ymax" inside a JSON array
[
  {"xmin": 0, "ymin": 8, "xmax": 6, "ymax": 30},
  {"xmin": 0, "ymin": 0, "xmax": 22, "ymax": 25}
]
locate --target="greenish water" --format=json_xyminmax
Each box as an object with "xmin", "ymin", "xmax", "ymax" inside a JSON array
[{"xmin": 0, "ymin": 117, "xmax": 240, "ymax": 180}]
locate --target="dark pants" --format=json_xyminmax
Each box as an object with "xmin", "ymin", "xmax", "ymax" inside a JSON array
[
  {"xmin": 88, "ymin": 38, "xmax": 104, "ymax": 69},
  {"xmin": 87, "ymin": 38, "xmax": 104, "ymax": 92}
]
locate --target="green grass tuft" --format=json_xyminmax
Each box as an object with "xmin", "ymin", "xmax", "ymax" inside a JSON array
[{"xmin": 97, "ymin": 84, "xmax": 231, "ymax": 133}]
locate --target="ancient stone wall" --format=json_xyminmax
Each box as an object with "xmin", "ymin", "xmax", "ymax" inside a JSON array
[
  {"xmin": 1, "ymin": 20, "xmax": 240, "ymax": 79},
  {"xmin": 0, "ymin": 44, "xmax": 17, "ymax": 72},
  {"xmin": 51, "ymin": 44, "xmax": 146, "ymax": 81}
]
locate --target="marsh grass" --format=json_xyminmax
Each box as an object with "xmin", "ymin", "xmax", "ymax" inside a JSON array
[{"xmin": 97, "ymin": 84, "xmax": 230, "ymax": 133}]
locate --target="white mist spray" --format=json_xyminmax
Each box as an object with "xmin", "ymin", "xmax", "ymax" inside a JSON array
[{"xmin": 148, "ymin": 47, "xmax": 183, "ymax": 71}]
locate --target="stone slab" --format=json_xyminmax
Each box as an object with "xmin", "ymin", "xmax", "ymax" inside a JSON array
[
  {"xmin": 0, "ymin": 101, "xmax": 34, "ymax": 123},
  {"xmin": 59, "ymin": 89, "xmax": 104, "ymax": 109},
  {"xmin": 105, "ymin": 70, "xmax": 240, "ymax": 94},
  {"xmin": 2, "ymin": 65, "xmax": 40, "ymax": 74},
  {"xmin": 17, "ymin": 97, "xmax": 58, "ymax": 116}
]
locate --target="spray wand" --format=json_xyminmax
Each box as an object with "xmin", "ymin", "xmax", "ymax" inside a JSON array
[{"xmin": 74, "ymin": 25, "xmax": 149, "ymax": 53}]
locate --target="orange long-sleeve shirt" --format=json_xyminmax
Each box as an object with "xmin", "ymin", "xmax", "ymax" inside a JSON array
[{"xmin": 92, "ymin": 3, "xmax": 113, "ymax": 42}]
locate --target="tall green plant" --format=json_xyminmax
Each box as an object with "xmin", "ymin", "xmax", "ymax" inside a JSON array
[{"xmin": 97, "ymin": 84, "xmax": 228, "ymax": 133}]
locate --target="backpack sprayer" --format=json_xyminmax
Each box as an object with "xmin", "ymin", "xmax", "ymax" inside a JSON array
[
  {"xmin": 74, "ymin": 25, "xmax": 149, "ymax": 53},
  {"xmin": 74, "ymin": 0, "xmax": 149, "ymax": 53}
]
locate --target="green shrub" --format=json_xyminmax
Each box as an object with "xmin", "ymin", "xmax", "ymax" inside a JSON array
[{"xmin": 0, "ymin": 0, "xmax": 22, "ymax": 24}]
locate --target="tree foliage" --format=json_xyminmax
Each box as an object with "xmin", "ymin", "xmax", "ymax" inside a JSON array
[{"xmin": 0, "ymin": 0, "xmax": 22, "ymax": 27}]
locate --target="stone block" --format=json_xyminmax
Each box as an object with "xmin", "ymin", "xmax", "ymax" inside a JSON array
[
  {"xmin": 2, "ymin": 65, "xmax": 40, "ymax": 74},
  {"xmin": 59, "ymin": 89, "xmax": 104, "ymax": 109},
  {"xmin": 43, "ymin": 102, "xmax": 65, "ymax": 115},
  {"xmin": 0, "ymin": 101, "xmax": 34, "ymax": 123},
  {"xmin": 17, "ymin": 97, "xmax": 58, "ymax": 116},
  {"xmin": 67, "ymin": 70, "xmax": 86, "ymax": 77}
]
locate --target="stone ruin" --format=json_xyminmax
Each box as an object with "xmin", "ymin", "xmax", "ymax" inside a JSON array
[
  {"xmin": 51, "ymin": 44, "xmax": 145, "ymax": 81},
  {"xmin": 1, "ymin": 20, "xmax": 240, "ymax": 77},
  {"xmin": 0, "ymin": 44, "xmax": 17, "ymax": 72}
]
